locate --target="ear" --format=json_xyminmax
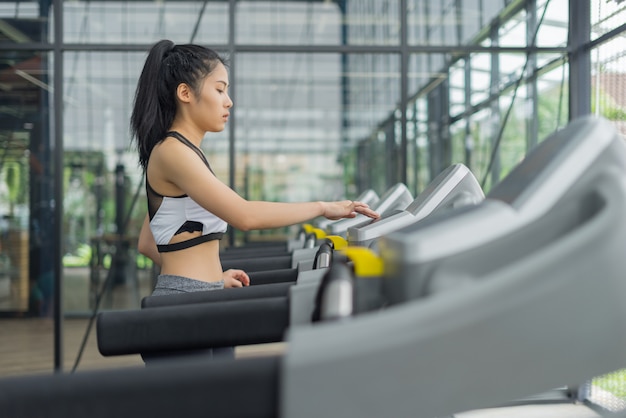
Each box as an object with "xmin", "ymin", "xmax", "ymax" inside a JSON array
[{"xmin": 176, "ymin": 83, "xmax": 193, "ymax": 103}]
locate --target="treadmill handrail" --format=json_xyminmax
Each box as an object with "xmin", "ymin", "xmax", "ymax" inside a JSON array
[{"xmin": 97, "ymin": 296, "xmax": 289, "ymax": 356}]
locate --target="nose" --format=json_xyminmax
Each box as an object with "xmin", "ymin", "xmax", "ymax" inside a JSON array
[{"xmin": 225, "ymin": 93, "xmax": 233, "ymax": 108}]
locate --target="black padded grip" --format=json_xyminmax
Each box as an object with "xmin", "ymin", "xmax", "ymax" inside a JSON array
[
  {"xmin": 248, "ymin": 268, "xmax": 299, "ymax": 286},
  {"xmin": 97, "ymin": 297, "xmax": 289, "ymax": 356},
  {"xmin": 221, "ymin": 255, "xmax": 293, "ymax": 271},
  {"xmin": 224, "ymin": 240, "xmax": 288, "ymax": 250},
  {"xmin": 0, "ymin": 355, "xmax": 280, "ymax": 418},
  {"xmin": 142, "ymin": 281, "xmax": 293, "ymax": 308},
  {"xmin": 220, "ymin": 246, "xmax": 290, "ymax": 259}
]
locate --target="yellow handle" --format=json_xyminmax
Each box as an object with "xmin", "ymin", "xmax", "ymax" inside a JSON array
[
  {"xmin": 326, "ymin": 235, "xmax": 348, "ymax": 250},
  {"xmin": 339, "ymin": 247, "xmax": 384, "ymax": 277}
]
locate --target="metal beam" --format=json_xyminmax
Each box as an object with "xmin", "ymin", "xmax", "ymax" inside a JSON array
[
  {"xmin": 52, "ymin": 0, "xmax": 64, "ymax": 373},
  {"xmin": 568, "ymin": 0, "xmax": 591, "ymax": 119}
]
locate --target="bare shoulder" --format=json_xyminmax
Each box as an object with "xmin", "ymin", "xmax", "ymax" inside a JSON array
[
  {"xmin": 151, "ymin": 137, "xmax": 200, "ymax": 170},
  {"xmin": 152, "ymin": 137, "xmax": 187, "ymax": 159},
  {"xmin": 149, "ymin": 137, "xmax": 216, "ymax": 194}
]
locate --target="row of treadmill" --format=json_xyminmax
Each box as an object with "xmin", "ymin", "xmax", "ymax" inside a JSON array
[{"xmin": 2, "ymin": 115, "xmax": 626, "ymax": 418}]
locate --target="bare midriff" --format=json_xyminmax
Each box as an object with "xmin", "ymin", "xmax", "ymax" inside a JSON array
[{"xmin": 159, "ymin": 237, "xmax": 223, "ymax": 283}]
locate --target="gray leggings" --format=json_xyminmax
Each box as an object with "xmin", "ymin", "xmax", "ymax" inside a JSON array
[
  {"xmin": 144, "ymin": 274, "xmax": 233, "ymax": 365},
  {"xmin": 152, "ymin": 274, "xmax": 224, "ymax": 296}
]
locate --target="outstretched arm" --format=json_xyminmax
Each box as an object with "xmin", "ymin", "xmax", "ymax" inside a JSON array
[
  {"xmin": 152, "ymin": 141, "xmax": 380, "ymax": 231},
  {"xmin": 196, "ymin": 185, "xmax": 378, "ymax": 231}
]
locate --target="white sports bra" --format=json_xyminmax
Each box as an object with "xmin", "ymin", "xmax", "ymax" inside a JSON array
[{"xmin": 147, "ymin": 131, "xmax": 228, "ymax": 253}]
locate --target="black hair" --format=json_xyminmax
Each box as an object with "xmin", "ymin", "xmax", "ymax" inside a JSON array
[{"xmin": 130, "ymin": 39, "xmax": 226, "ymax": 170}]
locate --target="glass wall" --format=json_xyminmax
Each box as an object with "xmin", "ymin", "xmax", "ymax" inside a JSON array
[
  {"xmin": 402, "ymin": 0, "xmax": 571, "ymax": 194},
  {"xmin": 0, "ymin": 0, "xmax": 51, "ymax": 43},
  {"xmin": 231, "ymin": 50, "xmax": 401, "ymax": 240},
  {"xmin": 1, "ymin": 0, "xmax": 55, "ymax": 320},
  {"xmin": 0, "ymin": 0, "xmax": 52, "ymax": 381},
  {"xmin": 236, "ymin": 0, "xmax": 400, "ymax": 45},
  {"xmin": 62, "ymin": 51, "xmax": 147, "ymax": 316},
  {"xmin": 0, "ymin": 49, "xmax": 54, "ymax": 317},
  {"xmin": 64, "ymin": 1, "xmax": 229, "ymax": 44},
  {"xmin": 235, "ymin": 52, "xmax": 345, "ymax": 241}
]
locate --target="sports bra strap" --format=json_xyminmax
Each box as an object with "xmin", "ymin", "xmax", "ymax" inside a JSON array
[{"xmin": 166, "ymin": 131, "xmax": 215, "ymax": 174}]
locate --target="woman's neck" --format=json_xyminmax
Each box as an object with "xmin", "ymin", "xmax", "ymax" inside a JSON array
[{"xmin": 168, "ymin": 125, "xmax": 203, "ymax": 147}]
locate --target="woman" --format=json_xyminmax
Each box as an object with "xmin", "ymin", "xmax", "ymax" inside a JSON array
[{"xmin": 132, "ymin": 40, "xmax": 379, "ymax": 297}]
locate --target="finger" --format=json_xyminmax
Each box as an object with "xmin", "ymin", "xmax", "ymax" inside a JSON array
[
  {"xmin": 355, "ymin": 205, "xmax": 372, "ymax": 213},
  {"xmin": 355, "ymin": 207, "xmax": 380, "ymax": 219},
  {"xmin": 238, "ymin": 273, "xmax": 251, "ymax": 286},
  {"xmin": 368, "ymin": 209, "xmax": 381, "ymax": 218}
]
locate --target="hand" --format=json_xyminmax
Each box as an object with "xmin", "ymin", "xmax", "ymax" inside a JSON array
[
  {"xmin": 222, "ymin": 269, "xmax": 250, "ymax": 288},
  {"xmin": 321, "ymin": 200, "xmax": 380, "ymax": 221}
]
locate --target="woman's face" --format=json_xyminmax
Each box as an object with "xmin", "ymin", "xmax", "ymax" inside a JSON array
[{"xmin": 191, "ymin": 62, "xmax": 233, "ymax": 133}]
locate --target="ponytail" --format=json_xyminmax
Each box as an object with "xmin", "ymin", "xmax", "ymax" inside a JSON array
[{"xmin": 130, "ymin": 39, "xmax": 226, "ymax": 171}]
